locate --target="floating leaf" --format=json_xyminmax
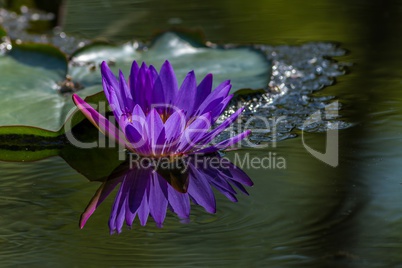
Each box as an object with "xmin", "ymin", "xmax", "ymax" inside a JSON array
[
  {"xmin": 0, "ymin": 125, "xmax": 58, "ymax": 137},
  {"xmin": 0, "ymin": 31, "xmax": 271, "ymax": 139},
  {"xmin": 70, "ymin": 32, "xmax": 271, "ymax": 93},
  {"xmin": 0, "ymin": 125, "xmax": 63, "ymax": 161},
  {"xmin": 0, "ymin": 43, "xmax": 103, "ymax": 131},
  {"xmin": 0, "ymin": 132, "xmax": 124, "ymax": 181},
  {"xmin": 0, "ymin": 117, "xmax": 123, "ymax": 177},
  {"xmin": 234, "ymin": 88, "xmax": 267, "ymax": 97},
  {"xmin": 9, "ymin": 42, "xmax": 68, "ymax": 74},
  {"xmin": 0, "ymin": 148, "xmax": 59, "ymax": 162}
]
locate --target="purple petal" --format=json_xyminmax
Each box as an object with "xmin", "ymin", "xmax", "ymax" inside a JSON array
[
  {"xmin": 133, "ymin": 62, "xmax": 150, "ymax": 111},
  {"xmin": 199, "ymin": 107, "xmax": 245, "ymax": 145},
  {"xmin": 155, "ymin": 127, "xmax": 166, "ymax": 156},
  {"xmin": 124, "ymin": 125, "xmax": 145, "ymax": 153},
  {"xmin": 108, "ymin": 180, "xmax": 129, "ymax": 234},
  {"xmin": 101, "ymin": 62, "xmax": 130, "ymax": 115},
  {"xmin": 102, "ymin": 78, "xmax": 122, "ymax": 119},
  {"xmin": 130, "ymin": 169, "xmax": 152, "ymax": 226},
  {"xmin": 175, "ymin": 71, "xmax": 197, "ymax": 118},
  {"xmin": 125, "ymin": 202, "xmax": 136, "ymax": 227},
  {"xmin": 209, "ymin": 94, "xmax": 234, "ymax": 123},
  {"xmin": 151, "ymin": 61, "xmax": 178, "ymax": 115},
  {"xmin": 152, "ymin": 76, "xmax": 165, "ymax": 109},
  {"xmin": 214, "ymin": 80, "xmax": 231, "ymax": 92},
  {"xmin": 127, "ymin": 169, "xmax": 152, "ymax": 226},
  {"xmin": 129, "ymin": 61, "xmax": 140, "ymax": 97},
  {"xmin": 195, "ymin": 166, "xmax": 238, "ymax": 202},
  {"xmin": 101, "ymin": 61, "xmax": 119, "ymax": 91},
  {"xmin": 212, "ymin": 183, "xmax": 238, "ymax": 202},
  {"xmin": 192, "ymin": 73, "xmax": 213, "ymax": 114},
  {"xmin": 163, "ymin": 110, "xmax": 186, "ymax": 153},
  {"xmin": 230, "ymin": 180, "xmax": 250, "ymax": 195},
  {"xmin": 126, "ymin": 104, "xmax": 146, "ymax": 133},
  {"xmin": 204, "ymin": 169, "xmax": 237, "ymax": 196},
  {"xmin": 72, "ymin": 94, "xmax": 134, "ymax": 151},
  {"xmin": 226, "ymin": 166, "xmax": 254, "ymax": 187},
  {"xmin": 164, "ymin": 110, "xmax": 186, "ymax": 140},
  {"xmin": 149, "ymin": 172, "xmax": 168, "ymax": 227},
  {"xmin": 137, "ymin": 188, "xmax": 150, "ymax": 226},
  {"xmin": 79, "ymin": 175, "xmax": 123, "ymax": 229},
  {"xmin": 124, "ymin": 106, "xmax": 150, "ymax": 155},
  {"xmin": 187, "ymin": 166, "xmax": 216, "ymax": 213},
  {"xmin": 145, "ymin": 109, "xmax": 164, "ymax": 156},
  {"xmin": 167, "ymin": 187, "xmax": 190, "ymax": 219},
  {"xmin": 177, "ymin": 113, "xmax": 212, "ymax": 152},
  {"xmin": 119, "ymin": 70, "xmax": 133, "ymax": 113},
  {"xmin": 129, "ymin": 61, "xmax": 140, "ymax": 86},
  {"xmin": 79, "ymin": 183, "xmax": 105, "ymax": 229},
  {"xmin": 148, "ymin": 65, "xmax": 159, "ymax": 83},
  {"xmin": 115, "ymin": 178, "xmax": 137, "ymax": 233},
  {"xmin": 158, "ymin": 60, "xmax": 178, "ymax": 104},
  {"xmin": 196, "ymin": 83, "xmax": 231, "ymax": 116},
  {"xmin": 128, "ymin": 170, "xmax": 149, "ymax": 214},
  {"xmin": 216, "ymin": 157, "xmax": 254, "ymax": 187},
  {"xmin": 132, "ymin": 103, "xmax": 147, "ymax": 119},
  {"xmin": 142, "ymin": 67, "xmax": 154, "ymax": 113},
  {"xmin": 195, "ymin": 130, "xmax": 251, "ymax": 154}
]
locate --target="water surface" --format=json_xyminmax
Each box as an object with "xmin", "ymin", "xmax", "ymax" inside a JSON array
[{"xmin": 1, "ymin": 0, "xmax": 402, "ymax": 267}]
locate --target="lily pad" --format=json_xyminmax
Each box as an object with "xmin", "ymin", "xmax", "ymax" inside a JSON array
[
  {"xmin": 0, "ymin": 43, "xmax": 103, "ymax": 132},
  {"xmin": 0, "ymin": 148, "xmax": 59, "ymax": 162},
  {"xmin": 70, "ymin": 32, "xmax": 271, "ymax": 93},
  {"xmin": 0, "ymin": 125, "xmax": 63, "ymax": 161},
  {"xmin": 0, "ymin": 31, "xmax": 271, "ymax": 139},
  {"xmin": 0, "ymin": 132, "xmax": 124, "ymax": 181}
]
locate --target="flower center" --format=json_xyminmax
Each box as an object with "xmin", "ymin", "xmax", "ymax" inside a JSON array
[{"xmin": 159, "ymin": 112, "xmax": 170, "ymax": 123}]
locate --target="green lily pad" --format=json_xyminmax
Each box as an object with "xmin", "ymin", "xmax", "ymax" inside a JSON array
[
  {"xmin": 0, "ymin": 125, "xmax": 59, "ymax": 137},
  {"xmin": 70, "ymin": 32, "xmax": 271, "ymax": 93},
  {"xmin": 0, "ymin": 31, "xmax": 271, "ymax": 141},
  {"xmin": 0, "ymin": 43, "xmax": 103, "ymax": 132},
  {"xmin": 0, "ymin": 125, "xmax": 63, "ymax": 162},
  {"xmin": 0, "ymin": 148, "xmax": 59, "ymax": 162},
  {"xmin": 0, "ymin": 132, "xmax": 124, "ymax": 181}
]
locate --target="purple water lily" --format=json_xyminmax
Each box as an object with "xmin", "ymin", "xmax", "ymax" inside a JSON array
[
  {"xmin": 80, "ymin": 155, "xmax": 253, "ymax": 234},
  {"xmin": 72, "ymin": 60, "xmax": 250, "ymax": 157}
]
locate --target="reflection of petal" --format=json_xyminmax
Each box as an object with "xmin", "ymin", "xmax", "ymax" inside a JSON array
[
  {"xmin": 79, "ymin": 175, "xmax": 123, "ymax": 229},
  {"xmin": 79, "ymin": 183, "xmax": 104, "ymax": 229},
  {"xmin": 128, "ymin": 170, "xmax": 148, "ymax": 218},
  {"xmin": 136, "ymin": 186, "xmax": 150, "ymax": 227},
  {"xmin": 188, "ymin": 165, "xmax": 216, "ymax": 213},
  {"xmin": 149, "ymin": 172, "xmax": 168, "ymax": 227},
  {"xmin": 72, "ymin": 94, "xmax": 133, "ymax": 151},
  {"xmin": 167, "ymin": 186, "xmax": 190, "ymax": 219},
  {"xmin": 81, "ymin": 154, "xmax": 253, "ymax": 234}
]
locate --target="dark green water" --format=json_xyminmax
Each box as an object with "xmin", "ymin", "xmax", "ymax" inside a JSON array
[{"xmin": 2, "ymin": 0, "xmax": 402, "ymax": 266}]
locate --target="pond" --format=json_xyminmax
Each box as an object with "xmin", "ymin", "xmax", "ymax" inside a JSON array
[{"xmin": 1, "ymin": 0, "xmax": 402, "ymax": 267}]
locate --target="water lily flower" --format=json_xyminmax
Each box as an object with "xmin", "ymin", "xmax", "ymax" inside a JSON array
[
  {"xmin": 80, "ymin": 155, "xmax": 253, "ymax": 234},
  {"xmin": 72, "ymin": 60, "xmax": 250, "ymax": 157}
]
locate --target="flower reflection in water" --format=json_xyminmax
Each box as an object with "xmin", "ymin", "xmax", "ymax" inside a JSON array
[{"xmin": 80, "ymin": 154, "xmax": 253, "ymax": 234}]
